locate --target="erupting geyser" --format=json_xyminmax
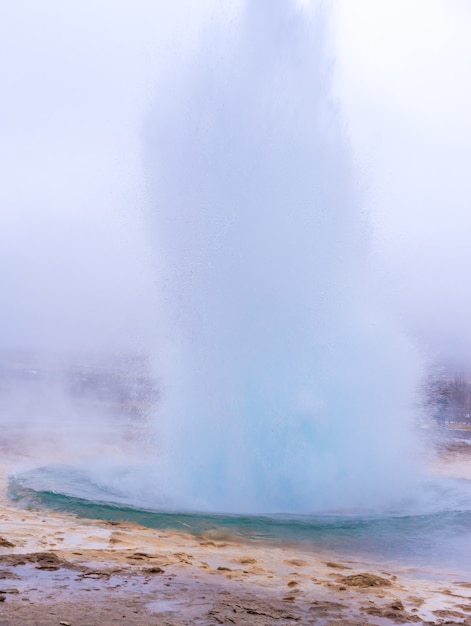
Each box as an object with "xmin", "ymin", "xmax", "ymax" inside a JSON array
[
  {"xmin": 8, "ymin": 0, "xmax": 471, "ymax": 581},
  {"xmin": 144, "ymin": 0, "xmax": 424, "ymax": 514}
]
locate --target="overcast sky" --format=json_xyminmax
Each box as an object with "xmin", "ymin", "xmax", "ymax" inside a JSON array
[
  {"xmin": 334, "ymin": 0, "xmax": 471, "ymax": 366},
  {"xmin": 0, "ymin": 0, "xmax": 470, "ymax": 366}
]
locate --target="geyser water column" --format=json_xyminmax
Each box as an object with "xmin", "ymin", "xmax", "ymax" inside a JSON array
[{"xmin": 145, "ymin": 1, "xmax": 424, "ymax": 514}]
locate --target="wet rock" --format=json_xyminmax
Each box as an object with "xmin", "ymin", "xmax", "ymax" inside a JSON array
[
  {"xmin": 0, "ymin": 570, "xmax": 20, "ymax": 580},
  {"xmin": 339, "ymin": 572, "xmax": 392, "ymax": 588},
  {"xmin": 0, "ymin": 555, "xmax": 27, "ymax": 566},
  {"xmin": 433, "ymin": 609, "xmax": 468, "ymax": 618},
  {"xmin": 34, "ymin": 552, "xmax": 64, "ymax": 570},
  {"xmin": 126, "ymin": 554, "xmax": 145, "ymax": 561},
  {"xmin": 0, "ymin": 537, "xmax": 15, "ymax": 548},
  {"xmin": 1, "ymin": 551, "xmax": 79, "ymax": 572},
  {"xmin": 325, "ymin": 561, "xmax": 350, "ymax": 570},
  {"xmin": 309, "ymin": 601, "xmax": 346, "ymax": 618},
  {"xmin": 389, "ymin": 600, "xmax": 404, "ymax": 611},
  {"xmin": 361, "ymin": 601, "xmax": 421, "ymax": 623},
  {"xmin": 233, "ymin": 556, "xmax": 257, "ymax": 565},
  {"xmin": 78, "ymin": 571, "xmax": 110, "ymax": 579},
  {"xmin": 327, "ymin": 622, "xmax": 372, "ymax": 626},
  {"xmin": 283, "ymin": 559, "xmax": 307, "ymax": 567}
]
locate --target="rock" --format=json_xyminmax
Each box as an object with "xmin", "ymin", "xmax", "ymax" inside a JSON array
[
  {"xmin": 433, "ymin": 609, "xmax": 467, "ymax": 618},
  {"xmin": 326, "ymin": 621, "xmax": 373, "ymax": 626},
  {"xmin": 0, "ymin": 570, "xmax": 20, "ymax": 580},
  {"xmin": 0, "ymin": 537, "xmax": 15, "ymax": 548},
  {"xmin": 389, "ymin": 600, "xmax": 404, "ymax": 611},
  {"xmin": 34, "ymin": 552, "xmax": 63, "ymax": 571},
  {"xmin": 234, "ymin": 556, "xmax": 257, "ymax": 565},
  {"xmin": 339, "ymin": 573, "xmax": 392, "ymax": 588},
  {"xmin": 325, "ymin": 561, "xmax": 350, "ymax": 570},
  {"xmin": 361, "ymin": 601, "xmax": 421, "ymax": 623}
]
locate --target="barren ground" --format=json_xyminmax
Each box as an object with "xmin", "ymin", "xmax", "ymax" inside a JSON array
[{"xmin": 0, "ymin": 446, "xmax": 470, "ymax": 625}]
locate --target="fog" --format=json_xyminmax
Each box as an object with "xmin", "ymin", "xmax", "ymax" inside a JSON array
[
  {"xmin": 1, "ymin": 1, "xmax": 470, "ymax": 365},
  {"xmin": 0, "ymin": 0, "xmax": 223, "ymax": 355},
  {"xmin": 334, "ymin": 0, "xmax": 471, "ymax": 368}
]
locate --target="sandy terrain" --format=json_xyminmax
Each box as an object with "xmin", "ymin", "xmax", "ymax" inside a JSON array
[{"xmin": 1, "ymin": 454, "xmax": 471, "ymax": 626}]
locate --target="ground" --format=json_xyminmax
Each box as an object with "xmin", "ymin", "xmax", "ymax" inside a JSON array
[{"xmin": 1, "ymin": 449, "xmax": 471, "ymax": 626}]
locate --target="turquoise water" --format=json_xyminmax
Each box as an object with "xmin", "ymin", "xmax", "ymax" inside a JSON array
[{"xmin": 9, "ymin": 464, "xmax": 471, "ymax": 575}]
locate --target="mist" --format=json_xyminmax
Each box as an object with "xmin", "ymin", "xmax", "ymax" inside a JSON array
[
  {"xmin": 1, "ymin": 0, "xmax": 469, "ymax": 366},
  {"xmin": 0, "ymin": 0, "xmax": 172, "ymax": 463},
  {"xmin": 334, "ymin": 0, "xmax": 471, "ymax": 370}
]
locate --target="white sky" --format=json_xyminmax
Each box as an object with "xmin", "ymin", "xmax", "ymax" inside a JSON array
[
  {"xmin": 0, "ymin": 0, "xmax": 208, "ymax": 353},
  {"xmin": 0, "ymin": 0, "xmax": 470, "ymax": 365},
  {"xmin": 333, "ymin": 0, "xmax": 471, "ymax": 365}
]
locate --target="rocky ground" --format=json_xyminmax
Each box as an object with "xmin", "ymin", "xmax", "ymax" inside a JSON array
[{"xmin": 1, "ymin": 467, "xmax": 471, "ymax": 626}]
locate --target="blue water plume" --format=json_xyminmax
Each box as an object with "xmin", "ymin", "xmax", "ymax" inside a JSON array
[{"xmin": 143, "ymin": 1, "xmax": 425, "ymax": 514}]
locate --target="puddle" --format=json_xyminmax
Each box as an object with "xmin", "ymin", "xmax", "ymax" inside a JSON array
[{"xmin": 147, "ymin": 599, "xmax": 183, "ymax": 613}]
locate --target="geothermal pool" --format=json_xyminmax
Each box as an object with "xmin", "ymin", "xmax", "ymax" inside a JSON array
[{"xmin": 9, "ymin": 462, "xmax": 471, "ymax": 576}]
